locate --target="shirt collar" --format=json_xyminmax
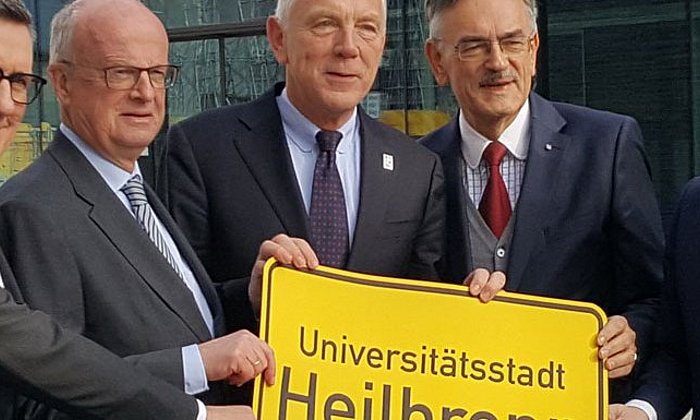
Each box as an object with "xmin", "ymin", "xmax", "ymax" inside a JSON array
[
  {"xmin": 277, "ymin": 87, "xmax": 358, "ymax": 154},
  {"xmin": 459, "ymin": 98, "xmax": 531, "ymax": 169},
  {"xmin": 60, "ymin": 123, "xmax": 141, "ymax": 193}
]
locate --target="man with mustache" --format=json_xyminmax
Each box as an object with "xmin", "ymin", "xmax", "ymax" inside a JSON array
[{"xmin": 420, "ymin": 0, "xmax": 663, "ymax": 402}]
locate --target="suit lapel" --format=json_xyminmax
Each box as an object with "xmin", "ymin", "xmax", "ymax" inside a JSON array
[
  {"xmin": 232, "ymin": 90, "xmax": 309, "ymax": 239},
  {"xmin": 148, "ymin": 186, "xmax": 225, "ymax": 336},
  {"xmin": 346, "ymin": 112, "xmax": 392, "ymax": 268},
  {"xmin": 436, "ymin": 118, "xmax": 473, "ymax": 281},
  {"xmin": 49, "ymin": 134, "xmax": 213, "ymax": 341},
  {"xmin": 0, "ymin": 250, "xmax": 22, "ymax": 303},
  {"xmin": 507, "ymin": 93, "xmax": 571, "ymax": 290}
]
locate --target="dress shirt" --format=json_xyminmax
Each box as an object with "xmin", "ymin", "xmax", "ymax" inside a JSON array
[
  {"xmin": 60, "ymin": 124, "xmax": 211, "ymax": 397},
  {"xmin": 277, "ymin": 88, "xmax": 361, "ymax": 245},
  {"xmin": 196, "ymin": 399, "xmax": 206, "ymax": 420},
  {"xmin": 460, "ymin": 99, "xmax": 530, "ymax": 208},
  {"xmin": 626, "ymin": 399, "xmax": 656, "ymax": 420}
]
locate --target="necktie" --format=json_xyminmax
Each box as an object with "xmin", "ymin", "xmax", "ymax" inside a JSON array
[
  {"xmin": 309, "ymin": 130, "xmax": 349, "ymax": 268},
  {"xmin": 121, "ymin": 175, "xmax": 184, "ymax": 279},
  {"xmin": 479, "ymin": 141, "xmax": 512, "ymax": 238}
]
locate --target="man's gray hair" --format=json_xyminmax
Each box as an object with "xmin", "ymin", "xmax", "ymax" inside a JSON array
[
  {"xmin": 274, "ymin": 0, "xmax": 387, "ymax": 27},
  {"xmin": 49, "ymin": 1, "xmax": 86, "ymax": 64},
  {"xmin": 0, "ymin": 0, "xmax": 35, "ymax": 38},
  {"xmin": 426, "ymin": 0, "xmax": 538, "ymax": 38}
]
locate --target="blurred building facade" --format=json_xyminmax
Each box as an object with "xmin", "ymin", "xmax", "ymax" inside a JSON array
[{"xmin": 12, "ymin": 0, "xmax": 700, "ymax": 221}]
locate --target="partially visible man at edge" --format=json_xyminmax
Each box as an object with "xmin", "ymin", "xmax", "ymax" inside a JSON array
[
  {"xmin": 0, "ymin": 0, "xmax": 283, "ymax": 419},
  {"xmin": 420, "ymin": 0, "xmax": 663, "ymax": 402}
]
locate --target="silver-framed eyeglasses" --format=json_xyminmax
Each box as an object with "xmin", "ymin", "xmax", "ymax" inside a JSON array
[
  {"xmin": 0, "ymin": 68, "xmax": 47, "ymax": 105},
  {"xmin": 103, "ymin": 65, "xmax": 180, "ymax": 90},
  {"xmin": 452, "ymin": 33, "xmax": 535, "ymax": 61}
]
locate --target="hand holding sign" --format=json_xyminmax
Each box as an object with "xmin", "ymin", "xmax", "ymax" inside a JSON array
[
  {"xmin": 598, "ymin": 316, "xmax": 638, "ymax": 378},
  {"xmin": 608, "ymin": 404, "xmax": 648, "ymax": 419},
  {"xmin": 463, "ymin": 268, "xmax": 507, "ymax": 302},
  {"xmin": 198, "ymin": 329, "xmax": 276, "ymax": 386},
  {"xmin": 249, "ymin": 234, "xmax": 319, "ymax": 314}
]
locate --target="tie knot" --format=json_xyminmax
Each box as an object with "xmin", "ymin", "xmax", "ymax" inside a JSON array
[
  {"xmin": 120, "ymin": 175, "xmax": 148, "ymax": 206},
  {"xmin": 315, "ymin": 130, "xmax": 343, "ymax": 152},
  {"xmin": 482, "ymin": 141, "xmax": 508, "ymax": 167}
]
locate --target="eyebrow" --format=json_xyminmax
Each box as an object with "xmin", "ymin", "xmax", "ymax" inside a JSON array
[{"xmin": 456, "ymin": 29, "xmax": 528, "ymax": 43}]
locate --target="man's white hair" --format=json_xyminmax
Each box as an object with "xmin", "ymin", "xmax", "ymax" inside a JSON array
[{"xmin": 274, "ymin": 0, "xmax": 387, "ymax": 27}]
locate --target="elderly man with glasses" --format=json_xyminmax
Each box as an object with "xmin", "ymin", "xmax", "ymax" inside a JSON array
[
  {"xmin": 0, "ymin": 1, "xmax": 226, "ymax": 418},
  {"xmin": 419, "ymin": 0, "xmax": 663, "ymax": 403},
  {"xmin": 0, "ymin": 0, "xmax": 290, "ymax": 418}
]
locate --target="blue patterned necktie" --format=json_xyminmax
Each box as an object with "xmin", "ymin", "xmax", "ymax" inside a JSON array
[
  {"xmin": 120, "ymin": 175, "xmax": 184, "ymax": 279},
  {"xmin": 309, "ymin": 130, "xmax": 349, "ymax": 268}
]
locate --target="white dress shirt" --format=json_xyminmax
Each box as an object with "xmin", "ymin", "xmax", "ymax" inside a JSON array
[{"xmin": 626, "ymin": 399, "xmax": 656, "ymax": 420}]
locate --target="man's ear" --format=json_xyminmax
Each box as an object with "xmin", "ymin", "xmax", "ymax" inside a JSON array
[
  {"xmin": 48, "ymin": 63, "xmax": 70, "ymax": 106},
  {"xmin": 425, "ymin": 39, "xmax": 449, "ymax": 86},
  {"xmin": 529, "ymin": 31, "xmax": 540, "ymax": 77},
  {"xmin": 266, "ymin": 16, "xmax": 288, "ymax": 65}
]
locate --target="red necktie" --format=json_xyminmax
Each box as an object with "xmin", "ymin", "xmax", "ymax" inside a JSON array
[{"xmin": 479, "ymin": 141, "xmax": 512, "ymax": 238}]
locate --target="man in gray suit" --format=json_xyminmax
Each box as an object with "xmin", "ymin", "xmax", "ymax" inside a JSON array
[
  {"xmin": 0, "ymin": 0, "xmax": 265, "ymax": 419},
  {"xmin": 0, "ymin": 0, "xmax": 281, "ymax": 418}
]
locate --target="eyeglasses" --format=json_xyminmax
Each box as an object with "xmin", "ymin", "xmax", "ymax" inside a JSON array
[
  {"xmin": 451, "ymin": 33, "xmax": 535, "ymax": 62},
  {"xmin": 62, "ymin": 62, "xmax": 180, "ymax": 90},
  {"xmin": 103, "ymin": 65, "xmax": 180, "ymax": 90},
  {"xmin": 0, "ymin": 68, "xmax": 47, "ymax": 105}
]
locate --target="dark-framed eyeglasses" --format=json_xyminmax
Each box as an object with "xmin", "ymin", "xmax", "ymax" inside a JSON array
[
  {"xmin": 452, "ymin": 33, "xmax": 535, "ymax": 62},
  {"xmin": 103, "ymin": 65, "xmax": 180, "ymax": 90},
  {"xmin": 0, "ymin": 68, "xmax": 47, "ymax": 105}
]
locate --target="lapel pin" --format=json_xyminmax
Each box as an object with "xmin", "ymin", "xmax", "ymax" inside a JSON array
[
  {"xmin": 545, "ymin": 143, "xmax": 553, "ymax": 151},
  {"xmin": 383, "ymin": 153, "xmax": 394, "ymax": 171}
]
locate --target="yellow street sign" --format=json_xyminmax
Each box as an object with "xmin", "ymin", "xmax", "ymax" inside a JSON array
[{"xmin": 254, "ymin": 259, "xmax": 607, "ymax": 420}]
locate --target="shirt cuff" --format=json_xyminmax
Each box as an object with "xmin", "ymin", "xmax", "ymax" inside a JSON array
[
  {"xmin": 196, "ymin": 399, "xmax": 207, "ymax": 420},
  {"xmin": 182, "ymin": 344, "xmax": 209, "ymax": 395},
  {"xmin": 626, "ymin": 399, "xmax": 656, "ymax": 420}
]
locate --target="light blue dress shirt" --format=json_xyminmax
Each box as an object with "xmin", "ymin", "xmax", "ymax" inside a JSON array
[
  {"xmin": 276, "ymin": 88, "xmax": 361, "ymax": 245},
  {"xmin": 60, "ymin": 124, "xmax": 211, "ymax": 396}
]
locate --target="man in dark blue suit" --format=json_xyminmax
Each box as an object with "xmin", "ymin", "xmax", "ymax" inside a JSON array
[
  {"xmin": 160, "ymin": 0, "xmax": 447, "ymax": 335},
  {"xmin": 420, "ymin": 0, "xmax": 663, "ymax": 401},
  {"xmin": 610, "ymin": 178, "xmax": 700, "ymax": 419}
]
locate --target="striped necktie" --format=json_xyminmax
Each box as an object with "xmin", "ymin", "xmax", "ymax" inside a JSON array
[{"xmin": 120, "ymin": 175, "xmax": 184, "ymax": 279}]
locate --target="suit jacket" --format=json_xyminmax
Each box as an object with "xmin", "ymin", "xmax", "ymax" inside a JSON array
[
  {"xmin": 633, "ymin": 177, "xmax": 700, "ymax": 419},
  {"xmin": 420, "ymin": 93, "xmax": 663, "ymax": 398},
  {"xmin": 0, "ymin": 251, "xmax": 199, "ymax": 420},
  {"xmin": 0, "ymin": 132, "xmax": 229, "ymax": 417},
  {"xmin": 159, "ymin": 84, "xmax": 445, "ymax": 332}
]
